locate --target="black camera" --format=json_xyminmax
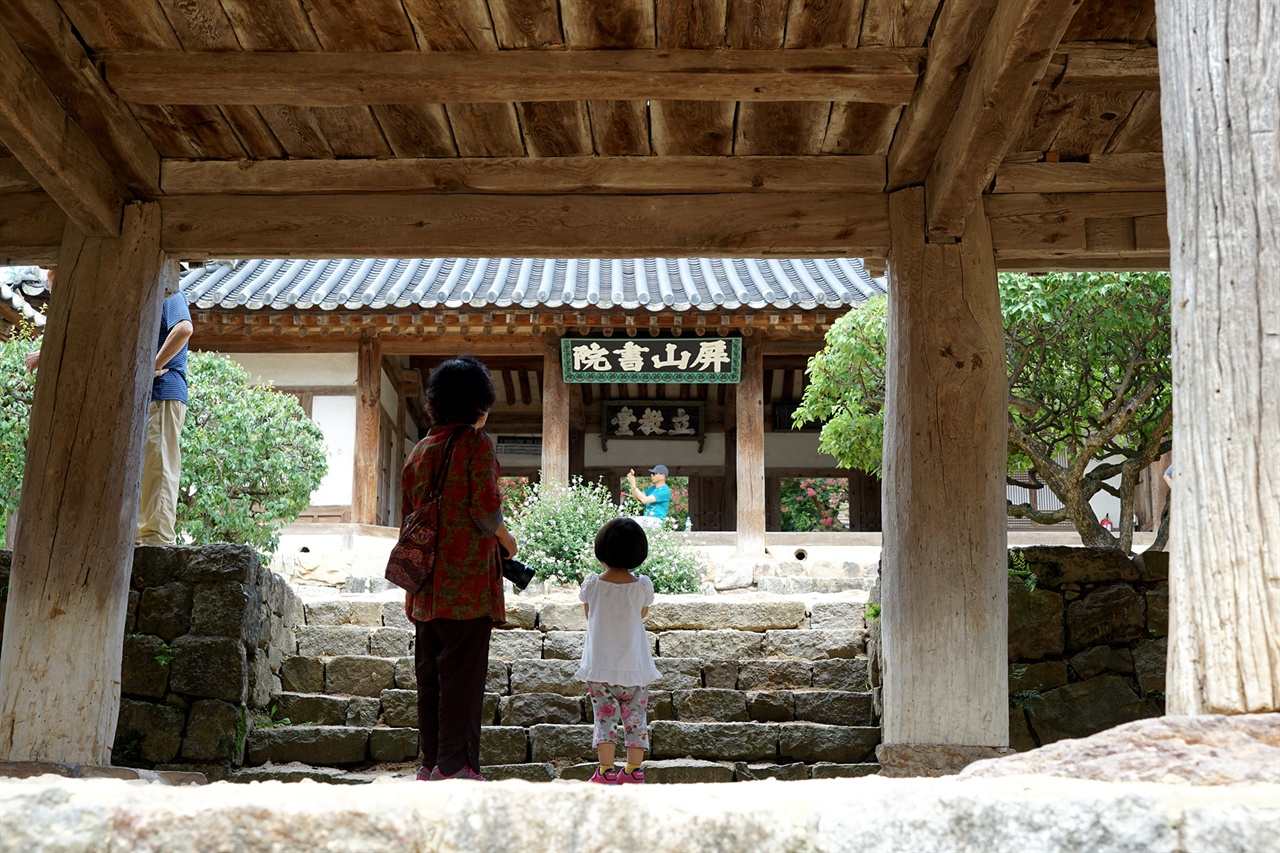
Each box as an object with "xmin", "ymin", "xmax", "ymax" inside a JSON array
[{"xmin": 500, "ymin": 546, "xmax": 535, "ymax": 591}]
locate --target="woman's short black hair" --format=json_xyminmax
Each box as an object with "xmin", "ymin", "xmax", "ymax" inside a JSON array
[
  {"xmin": 425, "ymin": 356, "xmax": 497, "ymax": 426},
  {"xmin": 594, "ymin": 517, "xmax": 649, "ymax": 570}
]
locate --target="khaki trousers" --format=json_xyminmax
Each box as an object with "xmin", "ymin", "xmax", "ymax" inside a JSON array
[{"xmin": 136, "ymin": 399, "xmax": 186, "ymax": 546}]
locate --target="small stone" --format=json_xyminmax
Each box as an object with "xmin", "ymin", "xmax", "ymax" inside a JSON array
[
  {"xmin": 115, "ymin": 698, "xmax": 186, "ymax": 765},
  {"xmin": 779, "ymin": 723, "xmax": 880, "ymax": 763},
  {"xmin": 380, "ymin": 689, "xmax": 416, "ymax": 727},
  {"xmin": 190, "ymin": 581, "xmax": 254, "ymax": 640},
  {"xmin": 482, "ymin": 726, "xmax": 530, "ymax": 765},
  {"xmin": 673, "ymin": 689, "xmax": 748, "ymax": 722},
  {"xmin": 169, "ymin": 636, "xmax": 247, "ymax": 703},
  {"xmin": 489, "ymin": 629, "xmax": 543, "ymax": 661},
  {"xmin": 650, "ymin": 721, "xmax": 777, "ymax": 761},
  {"xmin": 487, "ymin": 659, "xmax": 512, "ymax": 694},
  {"xmin": 811, "ymin": 659, "xmax": 870, "ymax": 691},
  {"xmin": 499, "ymin": 693, "xmax": 583, "ymax": 726},
  {"xmin": 482, "ymin": 763, "xmax": 555, "ymax": 782},
  {"xmin": 369, "ymin": 728, "xmax": 417, "ymax": 763},
  {"xmin": 1007, "ymin": 586, "xmax": 1065, "ymax": 660},
  {"xmin": 181, "ymin": 699, "xmax": 241, "ymax": 762},
  {"xmin": 296, "ymin": 626, "xmax": 372, "ymax": 658},
  {"xmin": 793, "ymin": 691, "xmax": 874, "ymax": 726},
  {"xmin": 130, "ymin": 546, "xmax": 180, "ymax": 589},
  {"xmin": 702, "ymin": 661, "xmax": 740, "ymax": 690},
  {"xmin": 748, "ymin": 691, "xmax": 794, "ymax": 722},
  {"xmin": 121, "ymin": 634, "xmax": 171, "ymax": 699},
  {"xmin": 326, "ymin": 656, "xmax": 396, "ymax": 696},
  {"xmin": 501, "ymin": 600, "xmax": 537, "ymax": 629},
  {"xmin": 542, "ymin": 632, "xmax": 585, "ymax": 660},
  {"xmin": 643, "ymin": 759, "xmax": 735, "ymax": 784},
  {"xmin": 347, "ymin": 697, "xmax": 380, "ymax": 727},
  {"xmin": 483, "ymin": 693, "xmax": 500, "ymax": 725},
  {"xmin": 395, "ymin": 657, "xmax": 417, "ymax": 690},
  {"xmin": 368, "ymin": 628, "xmax": 413, "ymax": 658},
  {"xmin": 179, "ymin": 545, "xmax": 257, "ymax": 584},
  {"xmin": 810, "ymin": 763, "xmax": 880, "ymax": 779},
  {"xmin": 737, "ymin": 661, "xmax": 811, "ymax": 690},
  {"xmin": 658, "ymin": 630, "xmax": 764, "ymax": 660},
  {"xmin": 810, "ymin": 601, "xmax": 866, "ymax": 630},
  {"xmin": 247, "ymin": 726, "xmax": 369, "ymax": 766},
  {"xmin": 381, "ymin": 601, "xmax": 413, "ymax": 631},
  {"xmin": 537, "ymin": 602, "xmax": 587, "ymax": 631},
  {"xmin": 734, "ymin": 762, "xmax": 808, "ymax": 781},
  {"xmin": 764, "ymin": 629, "xmax": 861, "ymax": 660},
  {"xmin": 135, "ymin": 582, "xmax": 193, "ymax": 642},
  {"xmin": 1066, "ymin": 584, "xmax": 1146, "ymax": 650},
  {"xmin": 279, "ymin": 656, "xmax": 324, "ymax": 693},
  {"xmin": 274, "ymin": 692, "xmax": 348, "ymax": 726}
]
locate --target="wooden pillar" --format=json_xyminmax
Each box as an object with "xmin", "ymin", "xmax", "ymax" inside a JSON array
[
  {"xmin": 735, "ymin": 339, "xmax": 766, "ymax": 554},
  {"xmin": 352, "ymin": 333, "xmax": 381, "ymax": 525},
  {"xmin": 541, "ymin": 344, "xmax": 569, "ymax": 485},
  {"xmin": 1161, "ymin": 1, "xmax": 1280, "ymax": 714},
  {"xmin": 722, "ymin": 384, "xmax": 737, "ymax": 533},
  {"xmin": 0, "ymin": 203, "xmax": 169, "ymax": 764},
  {"xmin": 392, "ymin": 381, "xmax": 406, "ymax": 528},
  {"xmin": 880, "ymin": 187, "xmax": 1008, "ymax": 753},
  {"xmin": 568, "ymin": 384, "xmax": 585, "ymax": 480}
]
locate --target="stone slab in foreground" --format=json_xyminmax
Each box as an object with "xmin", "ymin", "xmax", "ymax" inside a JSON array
[{"xmin": 0, "ymin": 775, "xmax": 1275, "ymax": 853}]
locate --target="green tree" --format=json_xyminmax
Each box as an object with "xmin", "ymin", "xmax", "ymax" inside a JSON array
[
  {"xmin": 794, "ymin": 272, "xmax": 1172, "ymax": 550},
  {"xmin": 0, "ymin": 324, "xmax": 38, "ymax": 546}
]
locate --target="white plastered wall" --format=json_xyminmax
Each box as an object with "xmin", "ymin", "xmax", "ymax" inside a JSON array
[{"xmin": 229, "ymin": 352, "xmax": 357, "ymax": 387}]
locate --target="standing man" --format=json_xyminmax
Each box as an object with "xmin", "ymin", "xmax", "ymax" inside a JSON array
[
  {"xmin": 137, "ymin": 291, "xmax": 194, "ymax": 545},
  {"xmin": 627, "ymin": 465, "xmax": 671, "ymax": 529}
]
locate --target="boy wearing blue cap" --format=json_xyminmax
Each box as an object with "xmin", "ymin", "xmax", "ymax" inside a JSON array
[{"xmin": 627, "ymin": 465, "xmax": 671, "ymax": 526}]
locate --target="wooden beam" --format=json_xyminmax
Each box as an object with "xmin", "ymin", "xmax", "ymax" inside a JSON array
[
  {"xmin": 992, "ymin": 153, "xmax": 1165, "ymax": 193},
  {"xmin": 0, "ymin": 192, "xmax": 64, "ymax": 265},
  {"xmin": 162, "ymin": 155, "xmax": 888, "ymax": 195},
  {"xmin": 103, "ymin": 48, "xmax": 925, "ymax": 106},
  {"xmin": 1044, "ymin": 44, "xmax": 1161, "ymax": 92},
  {"xmin": 0, "ymin": 157, "xmax": 40, "ymax": 192},
  {"xmin": 0, "ymin": 22, "xmax": 125, "ymax": 236},
  {"xmin": 0, "ymin": 202, "xmax": 168, "ymax": 763},
  {"xmin": 925, "ymin": 0, "xmax": 1084, "ymax": 240},
  {"xmin": 352, "ymin": 334, "xmax": 381, "ymax": 525},
  {"xmin": 159, "ymin": 193, "xmax": 891, "ymax": 258}
]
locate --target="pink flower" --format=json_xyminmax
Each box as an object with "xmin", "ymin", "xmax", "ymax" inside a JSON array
[
  {"xmin": 821, "ymin": 517, "xmax": 834, "ymax": 527},
  {"xmin": 795, "ymin": 494, "xmax": 804, "ymax": 502},
  {"xmin": 806, "ymin": 487, "xmax": 816, "ymax": 497},
  {"xmin": 638, "ymin": 697, "xmax": 648, "ymax": 707},
  {"xmin": 600, "ymin": 704, "xmax": 617, "ymax": 718}
]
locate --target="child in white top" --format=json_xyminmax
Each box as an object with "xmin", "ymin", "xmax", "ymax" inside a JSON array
[{"xmin": 575, "ymin": 517, "xmax": 662, "ymax": 785}]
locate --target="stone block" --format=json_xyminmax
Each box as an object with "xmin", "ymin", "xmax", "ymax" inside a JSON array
[
  {"xmin": 1008, "ymin": 586, "xmax": 1065, "ymax": 660},
  {"xmin": 179, "ymin": 545, "xmax": 257, "ymax": 584},
  {"xmin": 558, "ymin": 762, "xmax": 601, "ymax": 782},
  {"xmin": 247, "ymin": 726, "xmax": 369, "ymax": 766},
  {"xmin": 169, "ymin": 636, "xmax": 247, "ymax": 703},
  {"xmin": 765, "ymin": 629, "xmax": 861, "ymax": 660},
  {"xmin": 125, "ymin": 590, "xmax": 139, "ymax": 634},
  {"xmin": 812, "ymin": 658, "xmax": 870, "ymax": 691},
  {"xmin": 1133, "ymin": 637, "xmax": 1167, "ymax": 695},
  {"xmin": 644, "ymin": 759, "xmax": 735, "ymax": 784},
  {"xmin": 650, "ymin": 721, "xmax": 777, "ymax": 761},
  {"xmin": 1134, "ymin": 550, "xmax": 1168, "ymax": 582},
  {"xmin": 249, "ymin": 648, "xmax": 272, "ymax": 708},
  {"xmin": 702, "ymin": 661, "xmax": 739, "ymax": 690},
  {"xmin": 489, "ymin": 629, "xmax": 543, "ymax": 661},
  {"xmin": 794, "ymin": 691, "xmax": 875, "ymax": 726},
  {"xmin": 380, "ymin": 689, "xmax": 417, "ymax": 728},
  {"xmin": 483, "ymin": 764, "xmax": 555, "ymax": 782},
  {"xmin": 537, "ymin": 601, "xmax": 587, "ymax": 632},
  {"xmin": 1146, "ymin": 583, "xmax": 1169, "ymax": 637},
  {"xmin": 748, "ymin": 691, "xmax": 794, "ymax": 722},
  {"xmin": 810, "ymin": 601, "xmax": 866, "ymax": 630},
  {"xmin": 381, "ymin": 601, "xmax": 413, "ymax": 631},
  {"xmin": 395, "ymin": 657, "xmax": 417, "ymax": 690},
  {"xmin": 673, "ymin": 689, "xmax": 748, "ymax": 722},
  {"xmin": 306, "ymin": 599, "xmax": 385, "ymax": 627},
  {"xmin": 326, "ymin": 656, "xmax": 396, "ymax": 696},
  {"xmin": 481, "ymin": 726, "xmax": 529, "ymax": 765},
  {"xmin": 274, "ymin": 692, "xmax": 348, "ymax": 726},
  {"xmin": 1066, "ymin": 584, "xmax": 1146, "ymax": 650},
  {"xmin": 369, "ymin": 728, "xmax": 418, "ymax": 763},
  {"xmin": 645, "ymin": 600, "xmax": 806, "ymax": 632},
  {"xmin": 280, "ymin": 656, "xmax": 324, "ymax": 693},
  {"xmin": 737, "ymin": 661, "xmax": 811, "ymax": 690},
  {"xmin": 483, "ymin": 693, "xmax": 499, "ymax": 726},
  {"xmin": 347, "ymin": 697, "xmax": 380, "ymax": 727},
  {"xmin": 115, "ymin": 698, "xmax": 186, "ymax": 765},
  {"xmin": 499, "ymin": 693, "xmax": 583, "ymax": 726},
  {"xmin": 501, "ymin": 600, "xmax": 537, "ymax": 629},
  {"xmin": 734, "ymin": 762, "xmax": 809, "ymax": 781},
  {"xmin": 541, "ymin": 631, "xmax": 585, "ymax": 660},
  {"xmin": 121, "ymin": 634, "xmax": 171, "ymax": 699},
  {"xmin": 1018, "ymin": 546, "xmax": 1140, "ymax": 588},
  {"xmin": 810, "ymin": 763, "xmax": 880, "ymax": 779},
  {"xmin": 369, "ymin": 628, "xmax": 413, "ymax": 658},
  {"xmin": 509, "ymin": 659, "xmax": 579, "ymax": 696},
  {"xmin": 529, "ymin": 724, "xmax": 595, "ymax": 762},
  {"xmin": 778, "ymin": 723, "xmax": 880, "ymax": 763},
  {"xmin": 659, "ymin": 630, "xmax": 764, "ymax": 660},
  {"xmin": 1009, "ymin": 708, "xmax": 1038, "ymax": 752},
  {"xmin": 181, "ymin": 699, "xmax": 242, "ymax": 762},
  {"xmin": 130, "ymin": 546, "xmax": 180, "ymax": 589},
  {"xmin": 297, "ymin": 626, "xmax": 372, "ymax": 658},
  {"xmin": 486, "ymin": 659, "xmax": 510, "ymax": 694},
  {"xmin": 649, "ymin": 658, "xmax": 703, "ymax": 692},
  {"xmin": 135, "ymin": 581, "xmax": 192, "ymax": 642},
  {"xmin": 644, "ymin": 691, "xmax": 673, "ymax": 722},
  {"xmin": 191, "ymin": 581, "xmax": 255, "ymax": 640},
  {"xmin": 1009, "ymin": 661, "xmax": 1069, "ymax": 693},
  {"xmin": 1069, "ymin": 646, "xmax": 1135, "ymax": 681},
  {"xmin": 1027, "ymin": 675, "xmax": 1146, "ymax": 745}
]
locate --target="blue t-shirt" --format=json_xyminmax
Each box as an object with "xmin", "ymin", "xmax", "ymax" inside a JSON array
[
  {"xmin": 643, "ymin": 484, "xmax": 671, "ymax": 519},
  {"xmin": 153, "ymin": 293, "xmax": 191, "ymax": 404}
]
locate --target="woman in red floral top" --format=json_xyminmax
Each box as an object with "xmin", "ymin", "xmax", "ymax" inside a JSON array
[{"xmin": 403, "ymin": 356, "xmax": 517, "ymax": 782}]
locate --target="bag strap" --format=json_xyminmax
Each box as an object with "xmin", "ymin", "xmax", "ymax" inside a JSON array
[{"xmin": 424, "ymin": 425, "xmax": 467, "ymax": 501}]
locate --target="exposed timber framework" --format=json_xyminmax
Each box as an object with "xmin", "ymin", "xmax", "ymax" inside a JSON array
[{"xmin": 0, "ymin": 0, "xmax": 1273, "ymax": 774}]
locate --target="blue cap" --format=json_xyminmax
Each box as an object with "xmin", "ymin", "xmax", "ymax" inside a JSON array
[{"xmin": 649, "ymin": 464, "xmax": 669, "ymax": 476}]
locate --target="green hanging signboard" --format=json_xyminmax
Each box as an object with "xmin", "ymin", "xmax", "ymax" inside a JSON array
[{"xmin": 561, "ymin": 337, "xmax": 742, "ymax": 383}]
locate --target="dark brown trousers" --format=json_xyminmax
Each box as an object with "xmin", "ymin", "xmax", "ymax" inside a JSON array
[{"xmin": 415, "ymin": 617, "xmax": 493, "ymax": 775}]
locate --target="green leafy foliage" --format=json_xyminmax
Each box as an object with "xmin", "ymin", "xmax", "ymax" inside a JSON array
[
  {"xmin": 0, "ymin": 324, "xmax": 38, "ymax": 547},
  {"xmin": 635, "ymin": 526, "xmax": 706, "ymax": 594},
  {"xmin": 1008, "ymin": 549, "xmax": 1038, "ymax": 591},
  {"xmin": 864, "ymin": 602, "xmax": 881, "ymax": 621},
  {"xmin": 780, "ymin": 477, "xmax": 848, "ymax": 531},
  {"xmin": 177, "ymin": 354, "xmax": 328, "ymax": 555}
]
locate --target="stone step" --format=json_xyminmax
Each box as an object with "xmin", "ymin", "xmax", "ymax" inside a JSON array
[{"xmin": 243, "ymin": 721, "xmax": 881, "ymax": 769}]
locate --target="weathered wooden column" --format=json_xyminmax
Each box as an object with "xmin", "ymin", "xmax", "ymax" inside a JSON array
[
  {"xmin": 1161, "ymin": 0, "xmax": 1280, "ymax": 714},
  {"xmin": 0, "ymin": 203, "xmax": 169, "ymax": 764},
  {"xmin": 352, "ymin": 333, "xmax": 381, "ymax": 525},
  {"xmin": 541, "ymin": 343, "xmax": 570, "ymax": 485},
  {"xmin": 735, "ymin": 339, "xmax": 766, "ymax": 554},
  {"xmin": 568, "ymin": 384, "xmax": 586, "ymax": 479},
  {"xmin": 878, "ymin": 187, "xmax": 1009, "ymax": 773}
]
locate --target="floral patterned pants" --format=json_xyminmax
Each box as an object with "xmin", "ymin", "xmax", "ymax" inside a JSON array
[{"xmin": 586, "ymin": 682, "xmax": 650, "ymax": 749}]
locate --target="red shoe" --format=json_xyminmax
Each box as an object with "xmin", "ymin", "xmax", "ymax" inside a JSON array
[
  {"xmin": 432, "ymin": 765, "xmax": 486, "ymax": 781},
  {"xmin": 416, "ymin": 766, "xmax": 435, "ymax": 781},
  {"xmin": 589, "ymin": 766, "xmax": 620, "ymax": 785},
  {"xmin": 617, "ymin": 767, "xmax": 645, "ymax": 785}
]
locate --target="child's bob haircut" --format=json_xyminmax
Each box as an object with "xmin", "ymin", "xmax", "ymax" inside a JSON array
[{"xmin": 594, "ymin": 517, "xmax": 649, "ymax": 570}]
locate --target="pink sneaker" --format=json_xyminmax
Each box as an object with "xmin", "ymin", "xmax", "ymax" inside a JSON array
[
  {"xmin": 589, "ymin": 766, "xmax": 620, "ymax": 785},
  {"xmin": 416, "ymin": 766, "xmax": 435, "ymax": 781},
  {"xmin": 432, "ymin": 765, "xmax": 486, "ymax": 781},
  {"xmin": 617, "ymin": 767, "xmax": 645, "ymax": 785}
]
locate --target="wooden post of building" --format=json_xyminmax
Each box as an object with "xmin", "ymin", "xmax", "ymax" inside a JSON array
[
  {"xmin": 0, "ymin": 203, "xmax": 169, "ymax": 764},
  {"xmin": 568, "ymin": 384, "xmax": 586, "ymax": 479},
  {"xmin": 393, "ymin": 383, "xmax": 406, "ymax": 529},
  {"xmin": 722, "ymin": 384, "xmax": 737, "ymax": 533},
  {"xmin": 878, "ymin": 187, "xmax": 1009, "ymax": 773},
  {"xmin": 1161, "ymin": 1, "xmax": 1280, "ymax": 715},
  {"xmin": 736, "ymin": 339, "xmax": 766, "ymax": 555},
  {"xmin": 542, "ymin": 343, "xmax": 570, "ymax": 485},
  {"xmin": 352, "ymin": 333, "xmax": 381, "ymax": 525}
]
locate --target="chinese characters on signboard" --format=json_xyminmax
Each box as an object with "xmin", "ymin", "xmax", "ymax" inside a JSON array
[
  {"xmin": 562, "ymin": 337, "xmax": 741, "ymax": 383},
  {"xmin": 601, "ymin": 401, "xmax": 706, "ymax": 452}
]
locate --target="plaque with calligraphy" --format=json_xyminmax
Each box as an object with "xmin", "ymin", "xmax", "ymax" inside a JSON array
[
  {"xmin": 562, "ymin": 337, "xmax": 742, "ymax": 383},
  {"xmin": 601, "ymin": 401, "xmax": 706, "ymax": 452}
]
